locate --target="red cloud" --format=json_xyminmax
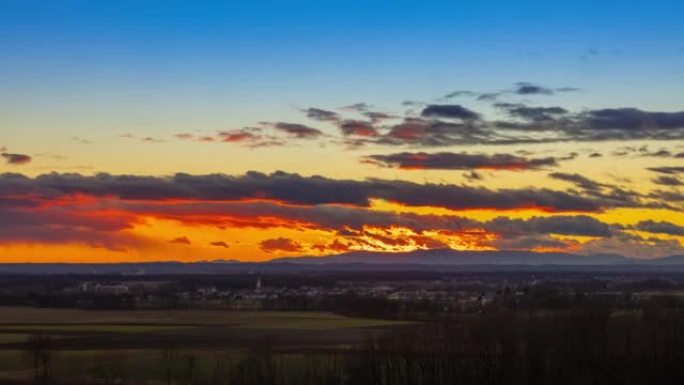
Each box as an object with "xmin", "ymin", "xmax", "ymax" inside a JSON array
[{"xmin": 260, "ymin": 237, "xmax": 303, "ymax": 253}]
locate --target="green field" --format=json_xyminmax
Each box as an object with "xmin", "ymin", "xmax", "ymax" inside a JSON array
[
  {"xmin": 0, "ymin": 306, "xmax": 412, "ymax": 382},
  {"xmin": 0, "ymin": 307, "xmax": 408, "ymax": 329}
]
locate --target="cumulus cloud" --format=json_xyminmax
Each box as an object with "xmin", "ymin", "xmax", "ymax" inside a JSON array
[
  {"xmin": 653, "ymin": 175, "xmax": 682, "ymax": 186},
  {"xmin": 494, "ymin": 103, "xmax": 568, "ymax": 122},
  {"xmin": 270, "ymin": 122, "xmax": 323, "ymax": 138},
  {"xmin": 338, "ymin": 120, "xmax": 379, "ymax": 137},
  {"xmin": 582, "ymin": 108, "xmax": 684, "ymax": 130},
  {"xmin": 304, "ymin": 108, "xmax": 340, "ymax": 122},
  {"xmin": 487, "ymin": 215, "xmax": 613, "ymax": 237},
  {"xmin": 549, "ymin": 172, "xmax": 606, "ymax": 191},
  {"xmin": 648, "ymin": 167, "xmax": 684, "ymax": 175},
  {"xmin": 0, "ymin": 171, "xmax": 676, "ymax": 256},
  {"xmin": 364, "ymin": 152, "xmax": 558, "ymax": 171},
  {"xmin": 1, "ymin": 153, "xmax": 32, "ymax": 165},
  {"xmin": 421, "ymin": 105, "xmax": 481, "ymax": 121},
  {"xmin": 135, "ymin": 83, "xmax": 684, "ymax": 148},
  {"xmin": 0, "ymin": 171, "xmax": 614, "ymax": 212},
  {"xmin": 634, "ymin": 220, "xmax": 684, "ymax": 236}
]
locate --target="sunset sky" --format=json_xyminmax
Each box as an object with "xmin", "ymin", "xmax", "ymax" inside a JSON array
[{"xmin": 1, "ymin": 0, "xmax": 683, "ymax": 262}]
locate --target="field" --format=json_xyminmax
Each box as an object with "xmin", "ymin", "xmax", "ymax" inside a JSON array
[{"xmin": 0, "ymin": 306, "xmax": 411, "ymax": 382}]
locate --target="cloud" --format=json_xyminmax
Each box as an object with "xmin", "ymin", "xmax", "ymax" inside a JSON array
[
  {"xmin": 363, "ymin": 111, "xmax": 395, "ymax": 123},
  {"xmin": 0, "ymin": 172, "xmax": 674, "ymax": 256},
  {"xmin": 549, "ymin": 172, "xmax": 606, "ymax": 191},
  {"xmin": 364, "ymin": 152, "xmax": 558, "ymax": 171},
  {"xmin": 0, "ymin": 171, "xmax": 613, "ymax": 212},
  {"xmin": 634, "ymin": 220, "xmax": 684, "ymax": 236},
  {"xmin": 513, "ymin": 82, "xmax": 554, "ymax": 95},
  {"xmin": 493, "ymin": 234, "xmax": 577, "ymax": 251},
  {"xmin": 260, "ymin": 237, "xmax": 302, "ymax": 253},
  {"xmin": 217, "ymin": 129, "xmax": 261, "ymax": 143},
  {"xmin": 170, "ymin": 236, "xmax": 191, "ymax": 245},
  {"xmin": 209, "ymin": 241, "xmax": 230, "ymax": 248},
  {"xmin": 421, "ymin": 105, "xmax": 480, "ymax": 121},
  {"xmin": 304, "ymin": 108, "xmax": 340, "ymax": 122},
  {"xmin": 338, "ymin": 120, "xmax": 379, "ymax": 137},
  {"xmin": 176, "ymin": 129, "xmax": 286, "ymax": 148},
  {"xmin": 378, "ymin": 118, "xmax": 485, "ymax": 146},
  {"xmin": 648, "ymin": 167, "xmax": 684, "ymax": 175},
  {"xmin": 137, "ymin": 84, "xmax": 684, "ymax": 149},
  {"xmin": 653, "ymin": 175, "xmax": 682, "ymax": 186},
  {"xmin": 487, "ymin": 215, "xmax": 613, "ymax": 237},
  {"xmin": 444, "ymin": 90, "xmax": 478, "ymax": 99},
  {"xmin": 1, "ymin": 153, "xmax": 32, "ymax": 165},
  {"xmin": 583, "ymin": 108, "xmax": 684, "ymax": 130},
  {"xmin": 581, "ymin": 232, "xmax": 684, "ymax": 259},
  {"xmin": 271, "ymin": 122, "xmax": 323, "ymax": 138},
  {"xmin": 494, "ymin": 103, "xmax": 568, "ymax": 122},
  {"xmin": 341, "ymin": 103, "xmax": 373, "ymax": 112}
]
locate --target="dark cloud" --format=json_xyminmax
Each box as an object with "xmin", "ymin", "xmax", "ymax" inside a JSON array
[
  {"xmin": 548, "ymin": 172, "xmax": 605, "ymax": 191},
  {"xmin": 341, "ymin": 103, "xmax": 372, "ymax": 112},
  {"xmin": 648, "ymin": 167, "xmax": 684, "ymax": 175},
  {"xmin": 653, "ymin": 175, "xmax": 683, "ymax": 186},
  {"xmin": 338, "ymin": 120, "xmax": 379, "ymax": 137},
  {"xmin": 463, "ymin": 171, "xmax": 483, "ymax": 181},
  {"xmin": 0, "ymin": 171, "xmax": 612, "ymax": 212},
  {"xmin": 475, "ymin": 93, "xmax": 500, "ymax": 101},
  {"xmin": 444, "ymin": 90, "xmax": 478, "ymax": 99},
  {"xmin": 304, "ymin": 108, "xmax": 340, "ymax": 122},
  {"xmin": 548, "ymin": 172, "xmax": 651, "ymax": 210},
  {"xmin": 141, "ymin": 85, "xmax": 684, "ymax": 149},
  {"xmin": 217, "ymin": 129, "xmax": 261, "ymax": 143},
  {"xmin": 362, "ymin": 111, "xmax": 395, "ymax": 123},
  {"xmin": 514, "ymin": 82, "xmax": 554, "ymax": 95},
  {"xmin": 634, "ymin": 220, "xmax": 684, "ymax": 236},
  {"xmin": 487, "ymin": 215, "xmax": 613, "ymax": 237},
  {"xmin": 556, "ymin": 87, "xmax": 581, "ymax": 93},
  {"xmin": 1, "ymin": 153, "xmax": 32, "ymax": 165},
  {"xmin": 583, "ymin": 108, "xmax": 684, "ymax": 130},
  {"xmin": 271, "ymin": 122, "xmax": 323, "ymax": 138},
  {"xmin": 421, "ymin": 105, "xmax": 480, "ymax": 121},
  {"xmin": 364, "ymin": 152, "xmax": 558, "ymax": 171},
  {"xmin": 209, "ymin": 241, "xmax": 230, "ymax": 248},
  {"xmin": 0, "ymin": 172, "xmax": 667, "ymax": 254},
  {"xmin": 260, "ymin": 237, "xmax": 302, "ymax": 253},
  {"xmin": 494, "ymin": 103, "xmax": 568, "ymax": 122},
  {"xmin": 379, "ymin": 118, "xmax": 485, "ymax": 146}
]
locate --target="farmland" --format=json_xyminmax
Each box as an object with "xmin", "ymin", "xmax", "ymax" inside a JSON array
[{"xmin": 0, "ymin": 306, "xmax": 411, "ymax": 383}]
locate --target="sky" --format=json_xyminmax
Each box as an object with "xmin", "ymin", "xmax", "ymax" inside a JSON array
[{"xmin": 1, "ymin": 0, "xmax": 683, "ymax": 263}]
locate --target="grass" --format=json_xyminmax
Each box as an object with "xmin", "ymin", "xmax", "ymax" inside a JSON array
[
  {"xmin": 0, "ymin": 307, "xmax": 410, "ymax": 330},
  {"xmin": 0, "ymin": 334, "xmax": 30, "ymax": 344},
  {"xmin": 0, "ymin": 306, "xmax": 413, "ymax": 378},
  {"xmin": 0, "ymin": 325, "xmax": 190, "ymax": 333}
]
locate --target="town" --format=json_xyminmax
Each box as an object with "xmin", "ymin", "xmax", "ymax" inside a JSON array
[{"xmin": 4, "ymin": 271, "xmax": 684, "ymax": 315}]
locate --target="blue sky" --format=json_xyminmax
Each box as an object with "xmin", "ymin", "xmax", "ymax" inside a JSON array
[{"xmin": 2, "ymin": 0, "xmax": 683, "ymax": 118}]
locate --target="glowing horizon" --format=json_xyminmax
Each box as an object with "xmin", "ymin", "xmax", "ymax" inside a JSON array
[{"xmin": 1, "ymin": 1, "xmax": 683, "ymax": 263}]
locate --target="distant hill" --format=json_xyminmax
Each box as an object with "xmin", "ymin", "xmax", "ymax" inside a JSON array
[
  {"xmin": 1, "ymin": 250, "xmax": 684, "ymax": 275},
  {"xmin": 270, "ymin": 249, "xmax": 634, "ymax": 266}
]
